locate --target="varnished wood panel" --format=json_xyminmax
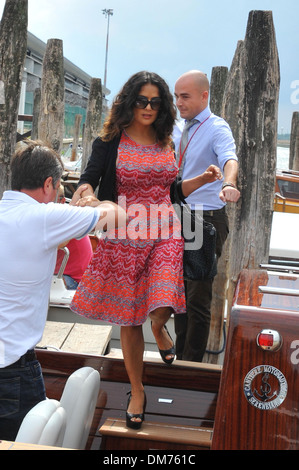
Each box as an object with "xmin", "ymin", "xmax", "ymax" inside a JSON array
[
  {"xmin": 213, "ymin": 269, "xmax": 299, "ymax": 450},
  {"xmin": 37, "ymin": 350, "xmax": 221, "ymax": 393}
]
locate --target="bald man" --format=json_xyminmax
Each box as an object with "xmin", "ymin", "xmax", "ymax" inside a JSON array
[{"xmin": 173, "ymin": 70, "xmax": 240, "ymax": 362}]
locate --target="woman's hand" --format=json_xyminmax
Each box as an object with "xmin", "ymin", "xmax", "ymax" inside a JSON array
[
  {"xmin": 75, "ymin": 194, "xmax": 101, "ymax": 207},
  {"xmin": 201, "ymin": 165, "xmax": 223, "ymax": 183},
  {"xmin": 70, "ymin": 190, "xmax": 128, "ymax": 230},
  {"xmin": 70, "ymin": 184, "xmax": 94, "ymax": 206}
]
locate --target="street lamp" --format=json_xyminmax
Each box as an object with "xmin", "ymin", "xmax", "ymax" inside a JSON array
[{"xmin": 102, "ymin": 8, "xmax": 113, "ymax": 88}]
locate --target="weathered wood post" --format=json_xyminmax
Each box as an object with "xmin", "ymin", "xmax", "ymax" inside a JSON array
[
  {"xmin": 224, "ymin": 10, "xmax": 280, "ymax": 315},
  {"xmin": 204, "ymin": 41, "xmax": 245, "ymax": 364},
  {"xmin": 31, "ymin": 88, "xmax": 41, "ymax": 141},
  {"xmin": 205, "ymin": 41, "xmax": 245, "ymax": 362},
  {"xmin": 70, "ymin": 114, "xmax": 82, "ymax": 161},
  {"xmin": 38, "ymin": 39, "xmax": 65, "ymax": 153},
  {"xmin": 0, "ymin": 0, "xmax": 28, "ymax": 197},
  {"xmin": 81, "ymin": 78, "xmax": 102, "ymax": 172},
  {"xmin": 289, "ymin": 112, "xmax": 299, "ymax": 171},
  {"xmin": 204, "ymin": 66, "xmax": 229, "ymax": 363},
  {"xmin": 209, "ymin": 66, "xmax": 228, "ymax": 116},
  {"xmin": 204, "ymin": 11, "xmax": 280, "ymax": 364}
]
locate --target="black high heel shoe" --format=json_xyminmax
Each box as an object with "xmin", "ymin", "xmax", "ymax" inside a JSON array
[
  {"xmin": 158, "ymin": 325, "xmax": 176, "ymax": 365},
  {"xmin": 151, "ymin": 322, "xmax": 176, "ymax": 365},
  {"xmin": 126, "ymin": 391, "xmax": 147, "ymax": 430}
]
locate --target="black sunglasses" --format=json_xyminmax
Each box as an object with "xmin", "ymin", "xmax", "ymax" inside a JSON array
[{"xmin": 135, "ymin": 95, "xmax": 162, "ymax": 110}]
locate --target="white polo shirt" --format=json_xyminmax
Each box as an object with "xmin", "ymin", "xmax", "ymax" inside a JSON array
[{"xmin": 0, "ymin": 191, "xmax": 101, "ymax": 367}]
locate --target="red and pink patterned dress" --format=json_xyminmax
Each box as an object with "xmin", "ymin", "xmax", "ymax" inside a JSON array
[{"xmin": 70, "ymin": 132, "xmax": 186, "ymax": 326}]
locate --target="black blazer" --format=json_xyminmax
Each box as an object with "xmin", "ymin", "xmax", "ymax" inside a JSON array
[
  {"xmin": 79, "ymin": 135, "xmax": 121, "ymax": 202},
  {"xmin": 79, "ymin": 135, "xmax": 185, "ymax": 203}
]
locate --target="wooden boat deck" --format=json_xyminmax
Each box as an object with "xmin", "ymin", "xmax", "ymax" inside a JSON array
[
  {"xmin": 36, "ymin": 349, "xmax": 221, "ymax": 450},
  {"xmin": 37, "ymin": 321, "xmax": 112, "ymax": 356}
]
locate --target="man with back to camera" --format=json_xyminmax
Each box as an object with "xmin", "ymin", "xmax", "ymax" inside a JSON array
[
  {"xmin": 0, "ymin": 140, "xmax": 127, "ymax": 440},
  {"xmin": 173, "ymin": 70, "xmax": 240, "ymax": 362}
]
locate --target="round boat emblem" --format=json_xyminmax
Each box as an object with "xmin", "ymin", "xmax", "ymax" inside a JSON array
[{"xmin": 243, "ymin": 365, "xmax": 288, "ymax": 410}]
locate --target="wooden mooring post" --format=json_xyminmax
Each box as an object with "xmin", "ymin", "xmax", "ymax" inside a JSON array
[
  {"xmin": 81, "ymin": 78, "xmax": 102, "ymax": 172},
  {"xmin": 0, "ymin": 0, "xmax": 28, "ymax": 197},
  {"xmin": 70, "ymin": 114, "xmax": 83, "ymax": 161},
  {"xmin": 289, "ymin": 112, "xmax": 299, "ymax": 171},
  {"xmin": 38, "ymin": 39, "xmax": 65, "ymax": 154},
  {"xmin": 209, "ymin": 66, "xmax": 228, "ymax": 117},
  {"xmin": 204, "ymin": 66, "xmax": 229, "ymax": 363},
  {"xmin": 31, "ymin": 88, "xmax": 41, "ymax": 141},
  {"xmin": 204, "ymin": 10, "xmax": 280, "ymax": 364}
]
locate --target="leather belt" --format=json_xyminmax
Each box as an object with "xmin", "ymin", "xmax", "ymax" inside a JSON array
[
  {"xmin": 203, "ymin": 206, "xmax": 226, "ymax": 217},
  {"xmin": 5, "ymin": 350, "xmax": 37, "ymax": 369}
]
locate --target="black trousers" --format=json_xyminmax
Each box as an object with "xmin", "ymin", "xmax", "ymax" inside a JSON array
[
  {"xmin": 0, "ymin": 352, "xmax": 46, "ymax": 441},
  {"xmin": 174, "ymin": 207, "xmax": 229, "ymax": 362}
]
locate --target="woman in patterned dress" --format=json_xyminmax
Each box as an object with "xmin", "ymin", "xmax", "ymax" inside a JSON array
[{"xmin": 71, "ymin": 71, "xmax": 221, "ymax": 428}]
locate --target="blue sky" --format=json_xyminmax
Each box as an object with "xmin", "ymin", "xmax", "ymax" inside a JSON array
[{"xmin": 0, "ymin": 0, "xmax": 298, "ymax": 133}]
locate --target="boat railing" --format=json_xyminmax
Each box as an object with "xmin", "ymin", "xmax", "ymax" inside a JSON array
[
  {"xmin": 258, "ymin": 286, "xmax": 299, "ymax": 296},
  {"xmin": 260, "ymin": 263, "xmax": 299, "ymax": 273}
]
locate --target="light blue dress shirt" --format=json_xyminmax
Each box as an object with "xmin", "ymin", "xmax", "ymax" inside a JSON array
[{"xmin": 173, "ymin": 106, "xmax": 237, "ymax": 210}]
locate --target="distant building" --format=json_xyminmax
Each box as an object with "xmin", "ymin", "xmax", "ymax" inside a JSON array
[{"xmin": 18, "ymin": 31, "xmax": 109, "ymax": 139}]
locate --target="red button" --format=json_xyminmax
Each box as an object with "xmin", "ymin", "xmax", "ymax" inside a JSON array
[
  {"xmin": 258, "ymin": 333, "xmax": 274, "ymax": 348},
  {"xmin": 256, "ymin": 329, "xmax": 282, "ymax": 352}
]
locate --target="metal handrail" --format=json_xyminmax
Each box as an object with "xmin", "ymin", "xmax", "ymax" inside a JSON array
[
  {"xmin": 258, "ymin": 286, "xmax": 299, "ymax": 297},
  {"xmin": 56, "ymin": 246, "xmax": 70, "ymax": 279},
  {"xmin": 260, "ymin": 263, "xmax": 299, "ymax": 273}
]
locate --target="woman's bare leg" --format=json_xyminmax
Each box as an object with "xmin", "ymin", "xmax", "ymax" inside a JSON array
[
  {"xmin": 120, "ymin": 325, "xmax": 145, "ymax": 422},
  {"xmin": 149, "ymin": 307, "xmax": 174, "ymax": 361}
]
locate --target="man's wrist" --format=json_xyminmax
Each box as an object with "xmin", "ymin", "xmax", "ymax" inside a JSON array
[{"xmin": 222, "ymin": 182, "xmax": 236, "ymax": 190}]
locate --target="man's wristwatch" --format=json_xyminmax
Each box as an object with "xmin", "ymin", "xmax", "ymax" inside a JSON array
[{"xmin": 222, "ymin": 182, "xmax": 236, "ymax": 190}]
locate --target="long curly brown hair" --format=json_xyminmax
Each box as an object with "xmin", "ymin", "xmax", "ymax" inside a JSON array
[{"xmin": 100, "ymin": 71, "xmax": 176, "ymax": 148}]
